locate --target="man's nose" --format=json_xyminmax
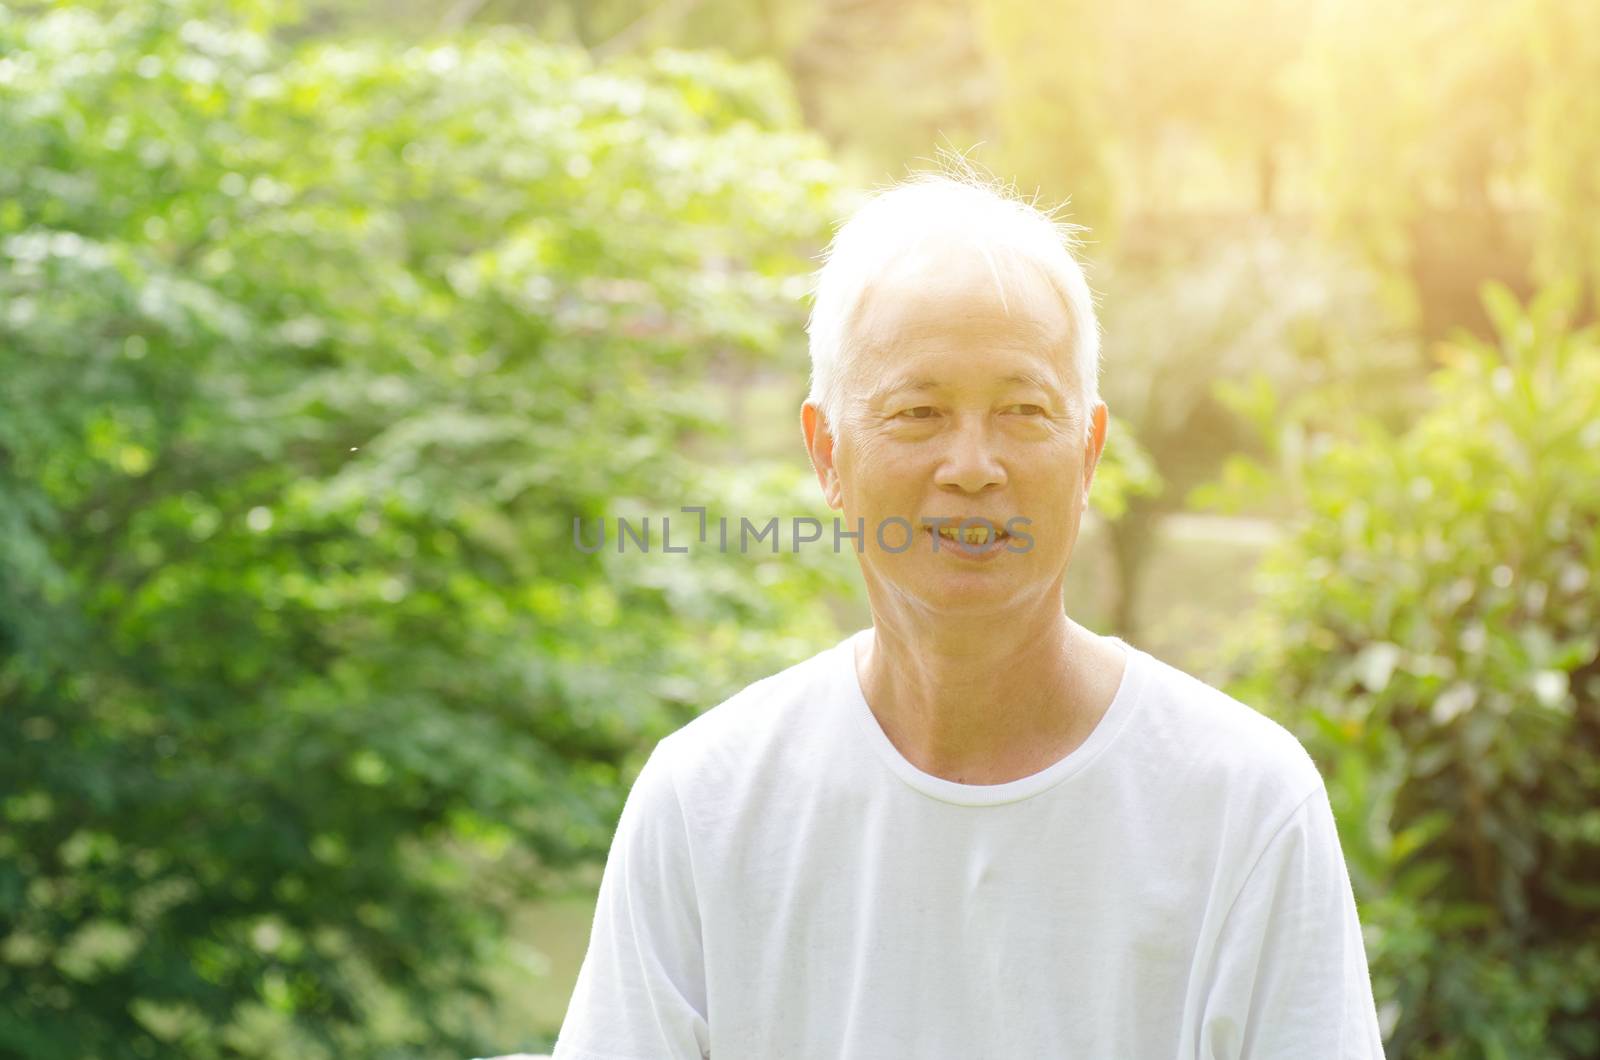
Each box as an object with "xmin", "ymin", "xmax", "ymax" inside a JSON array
[{"xmin": 933, "ymin": 413, "xmax": 1006, "ymax": 494}]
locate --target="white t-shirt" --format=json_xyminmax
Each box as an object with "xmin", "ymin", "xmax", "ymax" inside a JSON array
[{"xmin": 553, "ymin": 629, "xmax": 1386, "ymax": 1059}]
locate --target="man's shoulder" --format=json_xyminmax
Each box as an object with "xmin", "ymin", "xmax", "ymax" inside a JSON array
[
  {"xmin": 1129, "ymin": 646, "xmax": 1325, "ymax": 816},
  {"xmin": 654, "ymin": 636, "xmax": 845, "ymax": 778}
]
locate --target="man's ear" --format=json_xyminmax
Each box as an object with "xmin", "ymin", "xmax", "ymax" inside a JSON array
[
  {"xmin": 1080, "ymin": 400, "xmax": 1109, "ymax": 512},
  {"xmin": 801, "ymin": 401, "xmax": 844, "ymax": 511}
]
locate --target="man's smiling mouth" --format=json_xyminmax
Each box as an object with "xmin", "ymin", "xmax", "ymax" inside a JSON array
[
  {"xmin": 933, "ymin": 524, "xmax": 1010, "ymax": 545},
  {"xmin": 928, "ymin": 521, "xmax": 1011, "ymax": 547}
]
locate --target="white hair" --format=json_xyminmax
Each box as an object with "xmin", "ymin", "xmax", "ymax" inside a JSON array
[{"xmin": 804, "ymin": 170, "xmax": 1101, "ymax": 438}]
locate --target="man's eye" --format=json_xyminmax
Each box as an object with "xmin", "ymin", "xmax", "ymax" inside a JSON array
[
  {"xmin": 897, "ymin": 406, "xmax": 937, "ymax": 420},
  {"xmin": 1006, "ymin": 404, "xmax": 1045, "ymax": 416}
]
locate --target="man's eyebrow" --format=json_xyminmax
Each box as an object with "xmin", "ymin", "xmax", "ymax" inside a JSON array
[
  {"xmin": 868, "ymin": 371, "xmax": 1066, "ymax": 404},
  {"xmin": 1001, "ymin": 370, "xmax": 1065, "ymax": 394},
  {"xmin": 868, "ymin": 378, "xmax": 942, "ymax": 403}
]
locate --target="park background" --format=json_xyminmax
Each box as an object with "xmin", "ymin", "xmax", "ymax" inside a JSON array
[{"xmin": 2, "ymin": 0, "xmax": 1598, "ymax": 1056}]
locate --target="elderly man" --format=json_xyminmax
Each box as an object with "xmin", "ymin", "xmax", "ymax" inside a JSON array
[{"xmin": 552, "ymin": 174, "xmax": 1385, "ymax": 1059}]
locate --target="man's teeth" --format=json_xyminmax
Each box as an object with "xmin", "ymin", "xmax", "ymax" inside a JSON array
[{"xmin": 935, "ymin": 526, "xmax": 1006, "ymax": 544}]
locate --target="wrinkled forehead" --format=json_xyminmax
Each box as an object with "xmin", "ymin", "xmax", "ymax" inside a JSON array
[{"xmin": 844, "ymin": 240, "xmax": 1077, "ymax": 380}]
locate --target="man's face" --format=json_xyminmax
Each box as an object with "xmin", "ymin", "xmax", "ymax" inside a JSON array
[{"xmin": 804, "ymin": 248, "xmax": 1108, "ymax": 620}]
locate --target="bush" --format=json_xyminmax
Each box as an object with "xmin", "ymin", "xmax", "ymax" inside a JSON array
[
  {"xmin": 0, "ymin": 3, "xmax": 845, "ymax": 1056},
  {"xmin": 1229, "ymin": 283, "xmax": 1600, "ymax": 1057}
]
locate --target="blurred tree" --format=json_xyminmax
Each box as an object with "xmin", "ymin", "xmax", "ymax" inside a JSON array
[
  {"xmin": 974, "ymin": 0, "xmax": 1112, "ymax": 233},
  {"xmin": 298, "ymin": 0, "xmax": 994, "ymax": 186},
  {"xmin": 1102, "ymin": 0, "xmax": 1311, "ymax": 218},
  {"xmin": 1307, "ymin": 0, "xmax": 1546, "ymax": 339},
  {"xmin": 1227, "ymin": 283, "xmax": 1600, "ymax": 1057},
  {"xmin": 1527, "ymin": 0, "xmax": 1600, "ymax": 313},
  {"xmin": 787, "ymin": 0, "xmax": 991, "ymax": 180},
  {"xmin": 1094, "ymin": 224, "xmax": 1413, "ymax": 635},
  {"xmin": 0, "ymin": 2, "xmax": 847, "ymax": 1056}
]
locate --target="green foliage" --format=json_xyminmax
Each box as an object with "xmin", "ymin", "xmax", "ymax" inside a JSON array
[
  {"xmin": 1102, "ymin": 225, "xmax": 1413, "ymax": 508},
  {"xmin": 0, "ymin": 3, "xmax": 846, "ymax": 1056},
  {"xmin": 1093, "ymin": 225, "xmax": 1412, "ymax": 633},
  {"xmin": 1307, "ymin": 0, "xmax": 1600, "ymax": 333},
  {"xmin": 1087, "ymin": 423, "xmax": 1160, "ymax": 522},
  {"xmin": 1228, "ymin": 283, "xmax": 1600, "ymax": 1057}
]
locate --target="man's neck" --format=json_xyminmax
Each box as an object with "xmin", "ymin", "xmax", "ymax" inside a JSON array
[{"xmin": 855, "ymin": 607, "xmax": 1125, "ymax": 786}]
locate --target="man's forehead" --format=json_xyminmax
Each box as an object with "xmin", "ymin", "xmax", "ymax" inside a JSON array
[
  {"xmin": 848, "ymin": 250, "xmax": 1071, "ymax": 352},
  {"xmin": 850, "ymin": 293, "xmax": 1073, "ymax": 383},
  {"xmin": 859, "ymin": 300, "xmax": 1064, "ymax": 346}
]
